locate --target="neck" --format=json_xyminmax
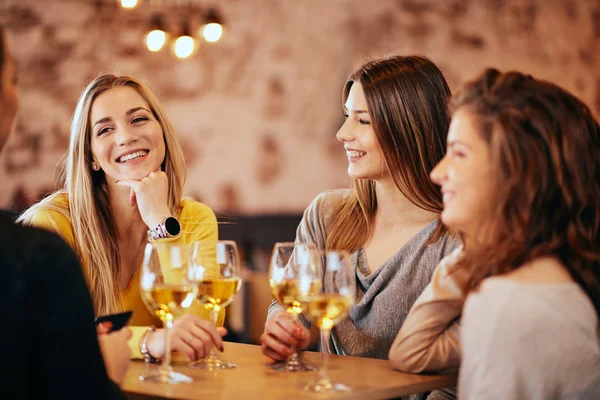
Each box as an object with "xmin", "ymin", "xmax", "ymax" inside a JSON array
[
  {"xmin": 374, "ymin": 176, "xmax": 438, "ymax": 227},
  {"xmin": 107, "ymin": 183, "xmax": 147, "ymax": 241}
]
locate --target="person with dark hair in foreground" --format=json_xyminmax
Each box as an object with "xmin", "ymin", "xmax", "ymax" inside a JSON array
[{"xmin": 0, "ymin": 26, "xmax": 129, "ymax": 399}]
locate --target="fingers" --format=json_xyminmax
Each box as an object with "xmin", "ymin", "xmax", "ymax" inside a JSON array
[
  {"xmin": 193, "ymin": 318, "xmax": 224, "ymax": 351},
  {"xmin": 260, "ymin": 331, "xmax": 292, "ymax": 361},
  {"xmin": 170, "ymin": 332, "xmax": 197, "ymax": 361},
  {"xmin": 97, "ymin": 321, "xmax": 112, "ymax": 335},
  {"xmin": 128, "ymin": 188, "xmax": 136, "ymax": 207},
  {"xmin": 266, "ymin": 320, "xmax": 299, "ymax": 347}
]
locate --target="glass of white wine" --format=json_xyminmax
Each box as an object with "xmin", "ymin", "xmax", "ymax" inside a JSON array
[
  {"xmin": 299, "ymin": 250, "xmax": 355, "ymax": 393},
  {"xmin": 139, "ymin": 242, "xmax": 198, "ymax": 383},
  {"xmin": 269, "ymin": 242, "xmax": 322, "ymax": 372},
  {"xmin": 188, "ymin": 240, "xmax": 242, "ymax": 370}
]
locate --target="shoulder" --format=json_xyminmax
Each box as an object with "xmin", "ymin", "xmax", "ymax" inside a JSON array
[
  {"xmin": 179, "ymin": 198, "xmax": 217, "ymax": 222},
  {"xmin": 24, "ymin": 192, "xmax": 70, "ymax": 224},
  {"xmin": 464, "ymin": 278, "xmax": 597, "ymax": 341},
  {"xmin": 21, "ymin": 192, "xmax": 74, "ymax": 244},
  {"xmin": 304, "ymin": 189, "xmax": 351, "ymax": 219}
]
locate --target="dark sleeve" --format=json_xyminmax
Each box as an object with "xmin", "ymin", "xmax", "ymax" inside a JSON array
[{"xmin": 27, "ymin": 230, "xmax": 124, "ymax": 399}]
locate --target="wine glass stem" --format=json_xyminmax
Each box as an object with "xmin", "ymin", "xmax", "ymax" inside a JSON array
[
  {"xmin": 287, "ymin": 311, "xmax": 301, "ymax": 364},
  {"xmin": 319, "ymin": 327, "xmax": 332, "ymax": 383},
  {"xmin": 160, "ymin": 314, "xmax": 174, "ymax": 379},
  {"xmin": 207, "ymin": 307, "xmax": 220, "ymax": 361}
]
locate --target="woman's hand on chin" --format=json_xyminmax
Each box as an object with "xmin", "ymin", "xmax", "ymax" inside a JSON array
[{"xmin": 116, "ymin": 171, "xmax": 170, "ymax": 229}]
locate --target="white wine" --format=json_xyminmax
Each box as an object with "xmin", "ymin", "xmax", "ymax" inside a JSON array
[
  {"xmin": 196, "ymin": 277, "xmax": 241, "ymax": 310},
  {"xmin": 299, "ymin": 293, "xmax": 352, "ymax": 329},
  {"xmin": 142, "ymin": 284, "xmax": 197, "ymax": 321},
  {"xmin": 270, "ymin": 278, "xmax": 322, "ymax": 315}
]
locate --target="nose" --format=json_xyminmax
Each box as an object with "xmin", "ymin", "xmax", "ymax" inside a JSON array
[
  {"xmin": 336, "ymin": 118, "xmax": 356, "ymax": 143},
  {"xmin": 115, "ymin": 124, "xmax": 138, "ymax": 146},
  {"xmin": 430, "ymin": 155, "xmax": 448, "ymax": 185}
]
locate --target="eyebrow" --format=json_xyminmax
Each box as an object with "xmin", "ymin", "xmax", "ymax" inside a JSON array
[
  {"xmin": 93, "ymin": 107, "xmax": 151, "ymax": 128},
  {"xmin": 342, "ymin": 106, "xmax": 369, "ymax": 114},
  {"xmin": 447, "ymin": 140, "xmax": 470, "ymax": 149}
]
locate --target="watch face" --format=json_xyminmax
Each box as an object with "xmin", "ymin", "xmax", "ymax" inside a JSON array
[{"xmin": 164, "ymin": 217, "xmax": 182, "ymax": 237}]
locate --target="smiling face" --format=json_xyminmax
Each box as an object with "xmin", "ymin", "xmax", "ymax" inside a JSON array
[
  {"xmin": 336, "ymin": 82, "xmax": 387, "ymax": 181},
  {"xmin": 430, "ymin": 108, "xmax": 494, "ymax": 239},
  {"xmin": 90, "ymin": 86, "xmax": 166, "ymax": 185}
]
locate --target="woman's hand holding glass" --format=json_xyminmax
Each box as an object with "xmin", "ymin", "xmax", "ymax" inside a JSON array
[
  {"xmin": 262, "ymin": 242, "xmax": 321, "ymax": 372},
  {"xmin": 139, "ymin": 242, "xmax": 203, "ymax": 383},
  {"xmin": 261, "ymin": 312, "xmax": 310, "ymax": 361},
  {"xmin": 144, "ymin": 314, "xmax": 226, "ymax": 362}
]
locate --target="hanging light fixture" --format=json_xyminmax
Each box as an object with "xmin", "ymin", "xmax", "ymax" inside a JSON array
[
  {"xmin": 200, "ymin": 8, "xmax": 225, "ymax": 43},
  {"xmin": 145, "ymin": 14, "xmax": 167, "ymax": 52},
  {"xmin": 119, "ymin": 0, "xmax": 139, "ymax": 9},
  {"xmin": 173, "ymin": 21, "xmax": 196, "ymax": 59}
]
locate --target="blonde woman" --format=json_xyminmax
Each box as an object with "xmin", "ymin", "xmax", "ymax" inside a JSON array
[{"xmin": 19, "ymin": 74, "xmax": 225, "ymax": 363}]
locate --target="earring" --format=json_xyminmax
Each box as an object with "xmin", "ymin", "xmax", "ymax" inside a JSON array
[{"xmin": 92, "ymin": 163, "xmax": 100, "ymax": 171}]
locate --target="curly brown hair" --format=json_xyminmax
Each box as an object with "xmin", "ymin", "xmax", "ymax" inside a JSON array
[{"xmin": 452, "ymin": 68, "xmax": 600, "ymax": 316}]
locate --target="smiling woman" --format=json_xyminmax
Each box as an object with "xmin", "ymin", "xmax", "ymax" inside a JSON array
[{"xmin": 18, "ymin": 74, "xmax": 227, "ymax": 364}]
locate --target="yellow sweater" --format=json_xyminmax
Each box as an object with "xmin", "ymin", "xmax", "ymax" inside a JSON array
[{"xmin": 28, "ymin": 193, "xmax": 224, "ymax": 359}]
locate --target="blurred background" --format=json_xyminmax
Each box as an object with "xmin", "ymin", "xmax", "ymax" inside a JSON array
[{"xmin": 1, "ymin": 0, "xmax": 599, "ymax": 342}]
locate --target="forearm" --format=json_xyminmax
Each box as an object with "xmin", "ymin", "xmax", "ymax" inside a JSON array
[{"xmin": 389, "ymin": 252, "xmax": 466, "ymax": 373}]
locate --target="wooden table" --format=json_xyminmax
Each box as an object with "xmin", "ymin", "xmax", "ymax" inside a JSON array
[{"xmin": 122, "ymin": 342, "xmax": 456, "ymax": 400}]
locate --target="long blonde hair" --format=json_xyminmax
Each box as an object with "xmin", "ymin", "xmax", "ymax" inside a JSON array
[
  {"xmin": 327, "ymin": 56, "xmax": 451, "ymax": 252},
  {"xmin": 19, "ymin": 74, "xmax": 186, "ymax": 315}
]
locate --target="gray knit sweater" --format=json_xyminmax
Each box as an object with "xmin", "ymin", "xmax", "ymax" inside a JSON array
[{"xmin": 267, "ymin": 190, "xmax": 459, "ymax": 399}]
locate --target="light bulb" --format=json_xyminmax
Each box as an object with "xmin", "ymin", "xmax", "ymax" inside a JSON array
[
  {"xmin": 120, "ymin": 0, "xmax": 138, "ymax": 9},
  {"xmin": 202, "ymin": 23, "xmax": 223, "ymax": 42},
  {"xmin": 174, "ymin": 35, "xmax": 195, "ymax": 59},
  {"xmin": 146, "ymin": 30, "xmax": 166, "ymax": 52}
]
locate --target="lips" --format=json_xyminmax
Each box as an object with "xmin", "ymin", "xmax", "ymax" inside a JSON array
[
  {"xmin": 116, "ymin": 149, "xmax": 149, "ymax": 163},
  {"xmin": 441, "ymin": 189, "xmax": 455, "ymax": 205}
]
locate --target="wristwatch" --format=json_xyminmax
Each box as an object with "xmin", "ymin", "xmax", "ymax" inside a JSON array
[
  {"xmin": 147, "ymin": 216, "xmax": 182, "ymax": 241},
  {"xmin": 140, "ymin": 326, "xmax": 160, "ymax": 363}
]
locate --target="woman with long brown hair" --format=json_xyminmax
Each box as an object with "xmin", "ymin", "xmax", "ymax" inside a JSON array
[
  {"xmin": 396, "ymin": 68, "xmax": 600, "ymax": 398},
  {"xmin": 261, "ymin": 55, "xmax": 459, "ymax": 398}
]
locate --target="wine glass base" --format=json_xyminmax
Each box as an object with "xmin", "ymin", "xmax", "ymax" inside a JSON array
[
  {"xmin": 139, "ymin": 371, "xmax": 193, "ymax": 384},
  {"xmin": 269, "ymin": 360, "xmax": 317, "ymax": 372},
  {"xmin": 303, "ymin": 379, "xmax": 351, "ymax": 393},
  {"xmin": 188, "ymin": 359, "xmax": 237, "ymax": 370}
]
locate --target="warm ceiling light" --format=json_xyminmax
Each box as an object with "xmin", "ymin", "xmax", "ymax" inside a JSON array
[
  {"xmin": 119, "ymin": 0, "xmax": 138, "ymax": 9},
  {"xmin": 146, "ymin": 30, "xmax": 166, "ymax": 52},
  {"xmin": 173, "ymin": 22, "xmax": 196, "ymax": 59},
  {"xmin": 201, "ymin": 8, "xmax": 225, "ymax": 42},
  {"xmin": 145, "ymin": 14, "xmax": 167, "ymax": 52},
  {"xmin": 202, "ymin": 23, "xmax": 223, "ymax": 43}
]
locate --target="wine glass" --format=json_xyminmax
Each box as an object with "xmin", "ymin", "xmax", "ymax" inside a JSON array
[
  {"xmin": 139, "ymin": 242, "xmax": 198, "ymax": 383},
  {"xmin": 299, "ymin": 250, "xmax": 355, "ymax": 393},
  {"xmin": 188, "ymin": 240, "xmax": 242, "ymax": 370},
  {"xmin": 268, "ymin": 242, "xmax": 322, "ymax": 372}
]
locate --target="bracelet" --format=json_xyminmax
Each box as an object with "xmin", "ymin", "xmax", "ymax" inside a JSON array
[{"xmin": 140, "ymin": 326, "xmax": 160, "ymax": 363}]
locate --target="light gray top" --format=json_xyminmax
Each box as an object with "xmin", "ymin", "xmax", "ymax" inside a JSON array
[
  {"xmin": 268, "ymin": 189, "xmax": 459, "ymax": 361},
  {"xmin": 459, "ymin": 278, "xmax": 600, "ymax": 400}
]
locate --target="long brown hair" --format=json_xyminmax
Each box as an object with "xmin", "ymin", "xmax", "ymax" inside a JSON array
[
  {"xmin": 19, "ymin": 74, "xmax": 187, "ymax": 315},
  {"xmin": 327, "ymin": 55, "xmax": 451, "ymax": 252},
  {"xmin": 453, "ymin": 68, "xmax": 600, "ymax": 316},
  {"xmin": 0, "ymin": 26, "xmax": 6, "ymax": 85}
]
